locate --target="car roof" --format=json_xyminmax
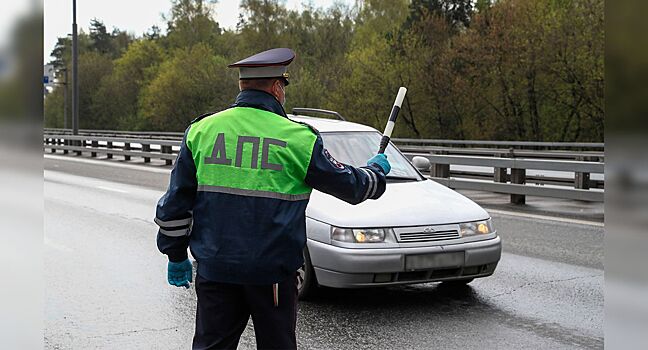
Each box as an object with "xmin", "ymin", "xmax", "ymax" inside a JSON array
[{"xmin": 287, "ymin": 114, "xmax": 379, "ymax": 133}]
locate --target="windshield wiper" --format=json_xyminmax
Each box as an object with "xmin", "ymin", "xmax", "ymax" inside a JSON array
[{"xmin": 385, "ymin": 175, "xmax": 418, "ymax": 181}]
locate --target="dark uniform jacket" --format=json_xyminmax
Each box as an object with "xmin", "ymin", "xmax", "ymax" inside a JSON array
[{"xmin": 155, "ymin": 89, "xmax": 386, "ymax": 285}]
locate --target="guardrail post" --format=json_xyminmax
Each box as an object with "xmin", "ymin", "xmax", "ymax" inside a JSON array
[
  {"xmin": 430, "ymin": 150, "xmax": 450, "ymax": 178},
  {"xmin": 49, "ymin": 138, "xmax": 56, "ymax": 153},
  {"xmin": 124, "ymin": 143, "xmax": 131, "ymax": 161},
  {"xmin": 574, "ymin": 156, "xmax": 590, "ymax": 190},
  {"xmin": 162, "ymin": 145, "xmax": 172, "ymax": 166},
  {"xmin": 493, "ymin": 167, "xmax": 507, "ymax": 182},
  {"xmin": 510, "ymin": 168, "xmax": 526, "ymax": 204},
  {"xmin": 63, "ymin": 138, "xmax": 69, "ymax": 155},
  {"xmin": 142, "ymin": 144, "xmax": 151, "ymax": 163},
  {"xmin": 107, "ymin": 141, "xmax": 113, "ymax": 159},
  {"xmin": 575, "ymin": 171, "xmax": 590, "ymax": 190},
  {"xmin": 91, "ymin": 140, "xmax": 98, "ymax": 157},
  {"xmin": 432, "ymin": 163, "xmax": 450, "ymax": 178},
  {"xmin": 493, "ymin": 152, "xmax": 511, "ymax": 183},
  {"xmin": 74, "ymin": 140, "xmax": 82, "ymax": 156}
]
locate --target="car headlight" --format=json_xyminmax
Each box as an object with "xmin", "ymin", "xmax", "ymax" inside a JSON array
[
  {"xmin": 331, "ymin": 227, "xmax": 387, "ymax": 243},
  {"xmin": 459, "ymin": 219, "xmax": 494, "ymax": 237}
]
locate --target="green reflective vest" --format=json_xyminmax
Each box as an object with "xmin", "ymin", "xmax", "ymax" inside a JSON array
[{"xmin": 186, "ymin": 107, "xmax": 318, "ymax": 201}]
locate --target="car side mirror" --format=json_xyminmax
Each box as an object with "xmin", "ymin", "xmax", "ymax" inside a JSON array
[{"xmin": 412, "ymin": 156, "xmax": 431, "ymax": 172}]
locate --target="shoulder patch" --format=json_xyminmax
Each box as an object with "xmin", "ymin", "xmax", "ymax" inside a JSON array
[
  {"xmin": 323, "ymin": 149, "xmax": 345, "ymax": 169},
  {"xmin": 191, "ymin": 111, "xmax": 216, "ymax": 124}
]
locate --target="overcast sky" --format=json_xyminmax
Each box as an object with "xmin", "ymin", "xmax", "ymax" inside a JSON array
[{"xmin": 42, "ymin": 0, "xmax": 347, "ymax": 63}]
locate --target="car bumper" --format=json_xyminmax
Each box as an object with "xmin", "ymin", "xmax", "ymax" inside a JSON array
[{"xmin": 308, "ymin": 236, "xmax": 501, "ymax": 288}]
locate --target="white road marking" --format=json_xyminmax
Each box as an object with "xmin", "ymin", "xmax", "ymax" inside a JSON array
[
  {"xmin": 486, "ymin": 208, "xmax": 604, "ymax": 227},
  {"xmin": 96, "ymin": 185, "xmax": 129, "ymax": 194},
  {"xmin": 44, "ymin": 154, "xmax": 171, "ymax": 174}
]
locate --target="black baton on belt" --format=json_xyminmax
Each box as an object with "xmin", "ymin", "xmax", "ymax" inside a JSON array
[{"xmin": 378, "ymin": 87, "xmax": 408, "ymax": 154}]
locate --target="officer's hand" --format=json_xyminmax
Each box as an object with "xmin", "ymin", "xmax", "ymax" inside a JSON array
[
  {"xmin": 167, "ymin": 259, "xmax": 193, "ymax": 288},
  {"xmin": 367, "ymin": 154, "xmax": 391, "ymax": 175}
]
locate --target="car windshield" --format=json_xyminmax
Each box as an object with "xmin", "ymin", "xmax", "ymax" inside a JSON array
[{"xmin": 320, "ymin": 132, "xmax": 422, "ymax": 180}]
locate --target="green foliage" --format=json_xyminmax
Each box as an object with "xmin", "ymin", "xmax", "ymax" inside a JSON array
[
  {"xmin": 284, "ymin": 68, "xmax": 326, "ymax": 112},
  {"xmin": 43, "ymin": 0, "xmax": 604, "ymax": 141},
  {"xmin": 49, "ymin": 37, "xmax": 71, "ymax": 71},
  {"xmin": 237, "ymin": 0, "xmax": 288, "ymax": 51},
  {"xmin": 93, "ymin": 40, "xmax": 166, "ymax": 130},
  {"xmin": 139, "ymin": 43, "xmax": 238, "ymax": 131},
  {"xmin": 89, "ymin": 19, "xmax": 133, "ymax": 58},
  {"xmin": 441, "ymin": 0, "xmax": 604, "ymax": 141},
  {"xmin": 407, "ymin": 0, "xmax": 474, "ymax": 30},
  {"xmin": 44, "ymin": 88, "xmax": 65, "ymax": 128},
  {"xmin": 89, "ymin": 19, "xmax": 113, "ymax": 55},
  {"xmin": 78, "ymin": 51, "xmax": 114, "ymax": 129},
  {"xmin": 163, "ymin": 0, "xmax": 221, "ymax": 49}
]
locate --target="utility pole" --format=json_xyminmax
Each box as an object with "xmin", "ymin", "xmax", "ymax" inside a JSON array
[{"xmin": 72, "ymin": 0, "xmax": 79, "ymax": 135}]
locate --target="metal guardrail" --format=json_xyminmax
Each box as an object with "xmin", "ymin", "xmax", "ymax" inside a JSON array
[
  {"xmin": 43, "ymin": 129, "xmax": 606, "ymax": 148},
  {"xmin": 43, "ymin": 128, "xmax": 605, "ymax": 160},
  {"xmin": 44, "ymin": 134, "xmax": 180, "ymax": 165},
  {"xmin": 43, "ymin": 130, "xmax": 604, "ymax": 203},
  {"xmin": 404, "ymin": 153, "xmax": 603, "ymax": 203},
  {"xmin": 44, "ymin": 128, "xmax": 184, "ymax": 140},
  {"xmin": 396, "ymin": 145, "xmax": 604, "ymax": 161},
  {"xmin": 393, "ymin": 138, "xmax": 604, "ymax": 149}
]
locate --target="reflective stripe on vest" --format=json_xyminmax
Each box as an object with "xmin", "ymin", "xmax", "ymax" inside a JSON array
[{"xmin": 186, "ymin": 107, "xmax": 317, "ymax": 199}]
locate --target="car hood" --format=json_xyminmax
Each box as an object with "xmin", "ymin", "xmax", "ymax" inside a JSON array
[{"xmin": 306, "ymin": 179, "xmax": 489, "ymax": 228}]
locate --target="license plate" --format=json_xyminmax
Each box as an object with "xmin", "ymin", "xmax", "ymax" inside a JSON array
[{"xmin": 405, "ymin": 252, "xmax": 465, "ymax": 270}]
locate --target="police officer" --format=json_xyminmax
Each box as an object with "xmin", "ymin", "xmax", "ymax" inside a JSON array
[{"xmin": 155, "ymin": 48, "xmax": 390, "ymax": 350}]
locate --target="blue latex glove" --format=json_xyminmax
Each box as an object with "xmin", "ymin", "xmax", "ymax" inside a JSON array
[
  {"xmin": 168, "ymin": 259, "xmax": 193, "ymax": 288},
  {"xmin": 367, "ymin": 154, "xmax": 391, "ymax": 175}
]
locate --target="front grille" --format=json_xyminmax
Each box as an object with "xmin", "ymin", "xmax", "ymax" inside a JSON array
[
  {"xmin": 372, "ymin": 265, "xmax": 493, "ymax": 284},
  {"xmin": 397, "ymin": 230, "xmax": 460, "ymax": 243},
  {"xmin": 396, "ymin": 268, "xmax": 461, "ymax": 282}
]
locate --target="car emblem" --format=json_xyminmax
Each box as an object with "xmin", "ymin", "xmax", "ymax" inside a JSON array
[{"xmin": 423, "ymin": 227, "xmax": 435, "ymax": 233}]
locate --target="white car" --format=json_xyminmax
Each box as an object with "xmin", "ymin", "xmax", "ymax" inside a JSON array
[{"xmin": 291, "ymin": 110, "xmax": 501, "ymax": 299}]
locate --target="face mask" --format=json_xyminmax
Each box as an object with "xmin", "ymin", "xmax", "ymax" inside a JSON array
[{"xmin": 278, "ymin": 83, "xmax": 286, "ymax": 106}]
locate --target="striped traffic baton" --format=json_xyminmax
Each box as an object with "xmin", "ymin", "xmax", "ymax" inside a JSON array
[{"xmin": 378, "ymin": 86, "xmax": 408, "ymax": 154}]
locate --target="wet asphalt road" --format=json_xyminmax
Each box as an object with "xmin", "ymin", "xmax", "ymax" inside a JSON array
[{"xmin": 44, "ymin": 156, "xmax": 603, "ymax": 349}]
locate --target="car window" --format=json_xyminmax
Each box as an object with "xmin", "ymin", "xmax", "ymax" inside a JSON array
[{"xmin": 320, "ymin": 132, "xmax": 422, "ymax": 180}]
